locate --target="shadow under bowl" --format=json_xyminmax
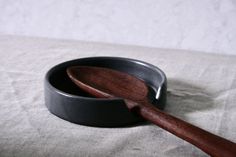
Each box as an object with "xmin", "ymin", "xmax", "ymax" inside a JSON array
[{"xmin": 44, "ymin": 57, "xmax": 167, "ymax": 127}]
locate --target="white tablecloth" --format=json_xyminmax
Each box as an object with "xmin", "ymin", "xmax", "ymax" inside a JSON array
[{"xmin": 0, "ymin": 35, "xmax": 236, "ymax": 157}]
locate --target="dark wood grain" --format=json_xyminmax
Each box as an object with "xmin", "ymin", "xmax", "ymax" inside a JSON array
[{"xmin": 67, "ymin": 66, "xmax": 236, "ymax": 157}]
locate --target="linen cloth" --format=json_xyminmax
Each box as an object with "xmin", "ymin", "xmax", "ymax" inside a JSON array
[{"xmin": 0, "ymin": 35, "xmax": 236, "ymax": 157}]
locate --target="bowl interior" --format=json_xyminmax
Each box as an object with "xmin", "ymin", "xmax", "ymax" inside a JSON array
[{"xmin": 48, "ymin": 57, "xmax": 165, "ymax": 101}]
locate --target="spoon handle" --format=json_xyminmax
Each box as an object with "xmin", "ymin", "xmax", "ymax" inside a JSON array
[{"xmin": 126, "ymin": 100, "xmax": 236, "ymax": 157}]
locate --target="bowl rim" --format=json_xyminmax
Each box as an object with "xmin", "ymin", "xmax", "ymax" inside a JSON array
[{"xmin": 45, "ymin": 56, "xmax": 167, "ymax": 101}]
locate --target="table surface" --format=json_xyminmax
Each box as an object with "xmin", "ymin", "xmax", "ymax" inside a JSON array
[{"xmin": 0, "ymin": 35, "xmax": 236, "ymax": 157}]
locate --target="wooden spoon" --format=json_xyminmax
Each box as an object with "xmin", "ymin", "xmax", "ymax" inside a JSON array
[{"xmin": 67, "ymin": 66, "xmax": 236, "ymax": 157}]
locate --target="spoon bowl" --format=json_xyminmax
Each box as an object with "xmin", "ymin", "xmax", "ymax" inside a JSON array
[{"xmin": 67, "ymin": 66, "xmax": 149, "ymax": 101}]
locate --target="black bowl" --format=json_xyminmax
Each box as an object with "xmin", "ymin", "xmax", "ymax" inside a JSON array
[{"xmin": 44, "ymin": 57, "xmax": 167, "ymax": 127}]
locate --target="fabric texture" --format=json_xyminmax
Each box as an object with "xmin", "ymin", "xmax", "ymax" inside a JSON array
[{"xmin": 0, "ymin": 35, "xmax": 236, "ymax": 157}]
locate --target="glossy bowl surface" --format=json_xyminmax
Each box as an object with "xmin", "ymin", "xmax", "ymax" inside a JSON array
[{"xmin": 44, "ymin": 57, "xmax": 167, "ymax": 127}]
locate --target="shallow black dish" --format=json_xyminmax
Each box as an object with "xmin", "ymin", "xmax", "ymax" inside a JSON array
[{"xmin": 44, "ymin": 57, "xmax": 167, "ymax": 127}]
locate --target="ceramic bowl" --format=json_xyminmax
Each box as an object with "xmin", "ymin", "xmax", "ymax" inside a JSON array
[{"xmin": 44, "ymin": 57, "xmax": 167, "ymax": 127}]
